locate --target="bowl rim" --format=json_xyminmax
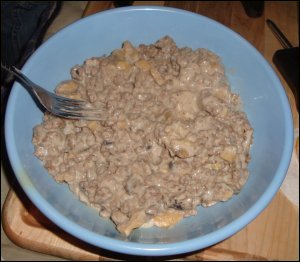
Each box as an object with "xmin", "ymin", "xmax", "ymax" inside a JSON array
[{"xmin": 4, "ymin": 5, "xmax": 294, "ymax": 256}]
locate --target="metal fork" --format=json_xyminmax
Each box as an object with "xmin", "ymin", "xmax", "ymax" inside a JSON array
[{"xmin": 2, "ymin": 64, "xmax": 105, "ymax": 121}]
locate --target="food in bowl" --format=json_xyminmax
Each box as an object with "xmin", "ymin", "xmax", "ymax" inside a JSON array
[{"xmin": 32, "ymin": 36, "xmax": 253, "ymax": 236}]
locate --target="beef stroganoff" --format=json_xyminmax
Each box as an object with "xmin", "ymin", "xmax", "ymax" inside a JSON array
[{"xmin": 32, "ymin": 36, "xmax": 253, "ymax": 236}]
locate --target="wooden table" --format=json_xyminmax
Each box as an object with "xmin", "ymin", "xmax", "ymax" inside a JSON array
[{"xmin": 2, "ymin": 1, "xmax": 299, "ymax": 261}]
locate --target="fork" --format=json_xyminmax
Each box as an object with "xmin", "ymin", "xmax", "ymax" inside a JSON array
[{"xmin": 2, "ymin": 64, "xmax": 105, "ymax": 121}]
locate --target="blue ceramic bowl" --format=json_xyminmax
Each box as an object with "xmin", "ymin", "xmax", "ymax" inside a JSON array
[{"xmin": 5, "ymin": 6, "xmax": 293, "ymax": 256}]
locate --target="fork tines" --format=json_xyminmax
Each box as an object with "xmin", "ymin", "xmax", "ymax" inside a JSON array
[{"xmin": 52, "ymin": 98, "xmax": 106, "ymax": 121}]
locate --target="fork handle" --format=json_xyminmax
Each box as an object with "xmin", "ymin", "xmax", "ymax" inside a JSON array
[
  {"xmin": 10, "ymin": 66, "xmax": 35, "ymax": 90},
  {"xmin": 1, "ymin": 64, "xmax": 36, "ymax": 93}
]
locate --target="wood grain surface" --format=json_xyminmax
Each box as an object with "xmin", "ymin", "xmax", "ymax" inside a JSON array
[{"xmin": 2, "ymin": 1, "xmax": 299, "ymax": 261}]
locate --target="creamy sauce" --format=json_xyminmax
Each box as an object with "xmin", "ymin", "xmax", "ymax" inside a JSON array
[{"xmin": 32, "ymin": 36, "xmax": 253, "ymax": 236}]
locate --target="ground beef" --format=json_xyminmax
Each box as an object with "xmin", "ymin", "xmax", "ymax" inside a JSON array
[{"xmin": 32, "ymin": 36, "xmax": 253, "ymax": 236}]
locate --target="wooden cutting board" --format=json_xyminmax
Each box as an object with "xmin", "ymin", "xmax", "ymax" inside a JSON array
[
  {"xmin": 2, "ymin": 1, "xmax": 299, "ymax": 261},
  {"xmin": 2, "ymin": 186, "xmax": 298, "ymax": 261}
]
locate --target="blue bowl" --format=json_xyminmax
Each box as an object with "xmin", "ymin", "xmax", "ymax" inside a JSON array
[{"xmin": 5, "ymin": 6, "xmax": 293, "ymax": 256}]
